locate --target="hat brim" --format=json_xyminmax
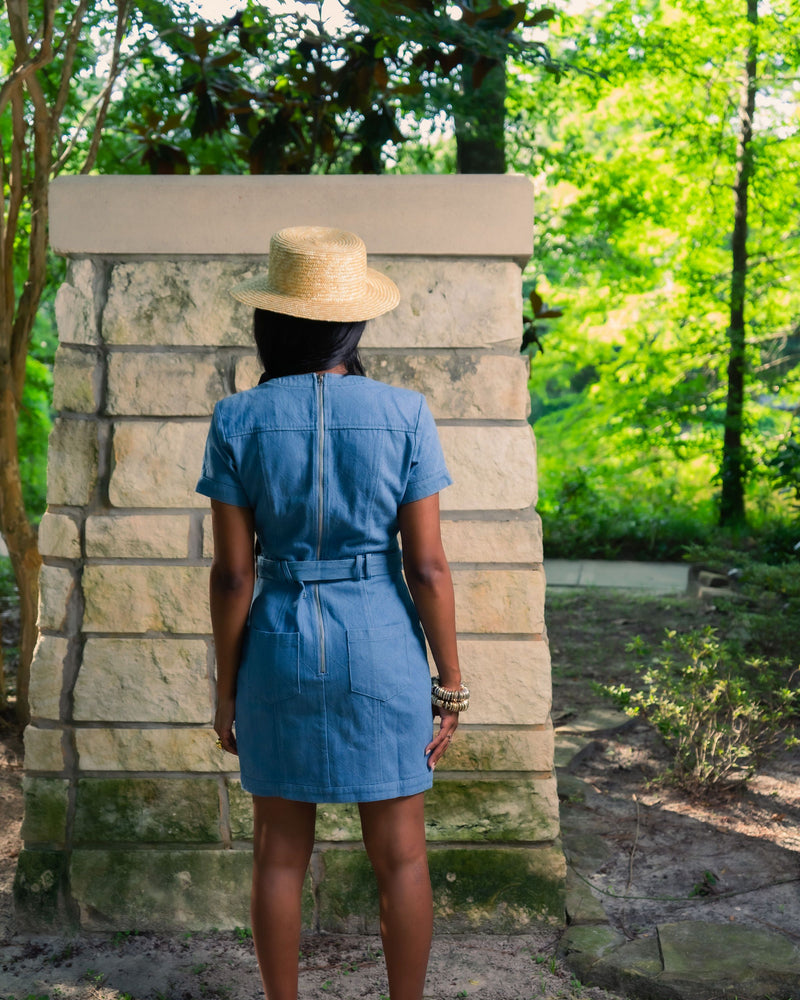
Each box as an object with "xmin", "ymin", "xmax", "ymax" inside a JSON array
[{"xmin": 230, "ymin": 267, "xmax": 400, "ymax": 321}]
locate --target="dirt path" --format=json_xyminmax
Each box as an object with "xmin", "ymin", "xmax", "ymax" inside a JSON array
[{"xmin": 1, "ymin": 589, "xmax": 798, "ymax": 998}]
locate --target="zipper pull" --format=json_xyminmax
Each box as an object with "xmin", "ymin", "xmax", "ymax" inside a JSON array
[{"xmin": 316, "ymin": 372, "xmax": 324, "ymax": 384}]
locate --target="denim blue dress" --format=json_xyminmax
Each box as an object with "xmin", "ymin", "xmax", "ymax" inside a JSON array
[{"xmin": 196, "ymin": 373, "xmax": 452, "ymax": 802}]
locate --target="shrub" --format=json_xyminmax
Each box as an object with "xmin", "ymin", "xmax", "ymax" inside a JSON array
[{"xmin": 602, "ymin": 627, "xmax": 798, "ymax": 790}]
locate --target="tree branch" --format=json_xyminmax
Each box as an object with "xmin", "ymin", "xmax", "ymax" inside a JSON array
[
  {"xmin": 79, "ymin": 0, "xmax": 132, "ymax": 174},
  {"xmin": 52, "ymin": 0, "xmax": 91, "ymax": 125}
]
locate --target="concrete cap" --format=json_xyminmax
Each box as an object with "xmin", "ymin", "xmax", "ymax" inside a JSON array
[{"xmin": 50, "ymin": 175, "xmax": 533, "ymax": 262}]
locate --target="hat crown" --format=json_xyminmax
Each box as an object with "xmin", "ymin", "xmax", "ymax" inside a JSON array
[
  {"xmin": 229, "ymin": 224, "xmax": 400, "ymax": 322},
  {"xmin": 267, "ymin": 227, "xmax": 367, "ymax": 303}
]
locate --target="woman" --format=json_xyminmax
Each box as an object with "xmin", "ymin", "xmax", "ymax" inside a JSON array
[{"xmin": 196, "ymin": 226, "xmax": 467, "ymax": 1000}]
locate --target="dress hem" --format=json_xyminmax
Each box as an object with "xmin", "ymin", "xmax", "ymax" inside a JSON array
[{"xmin": 239, "ymin": 771, "xmax": 434, "ymax": 803}]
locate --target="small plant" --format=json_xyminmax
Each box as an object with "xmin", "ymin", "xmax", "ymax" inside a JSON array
[
  {"xmin": 321, "ymin": 980, "xmax": 333, "ymax": 992},
  {"xmin": 690, "ymin": 870, "xmax": 719, "ymax": 897},
  {"xmin": 112, "ymin": 928, "xmax": 138, "ymax": 946},
  {"xmin": 81, "ymin": 968, "xmax": 105, "ymax": 984},
  {"xmin": 233, "ymin": 925, "xmax": 252, "ymax": 943},
  {"xmin": 603, "ymin": 627, "xmax": 798, "ymax": 789}
]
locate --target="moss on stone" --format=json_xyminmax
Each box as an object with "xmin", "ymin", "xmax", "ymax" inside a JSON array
[
  {"xmin": 316, "ymin": 849, "xmax": 380, "ymax": 933},
  {"xmin": 13, "ymin": 849, "xmax": 69, "ymax": 928},
  {"xmin": 20, "ymin": 778, "xmax": 69, "ymax": 845},
  {"xmin": 428, "ymin": 847, "xmax": 565, "ymax": 931},
  {"xmin": 425, "ymin": 778, "xmax": 559, "ymax": 842},
  {"xmin": 226, "ymin": 780, "xmax": 253, "ymax": 841},
  {"xmin": 74, "ymin": 778, "xmax": 221, "ymax": 843}
]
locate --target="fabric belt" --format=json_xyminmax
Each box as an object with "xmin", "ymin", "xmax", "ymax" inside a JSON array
[{"xmin": 257, "ymin": 549, "xmax": 402, "ymax": 583}]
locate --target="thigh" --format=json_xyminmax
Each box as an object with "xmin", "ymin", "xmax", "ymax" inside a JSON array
[
  {"xmin": 252, "ymin": 796, "xmax": 317, "ymax": 867},
  {"xmin": 358, "ymin": 793, "xmax": 427, "ymax": 871}
]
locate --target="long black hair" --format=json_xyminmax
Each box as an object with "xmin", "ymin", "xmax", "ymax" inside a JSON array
[{"xmin": 253, "ymin": 309, "xmax": 366, "ymax": 383}]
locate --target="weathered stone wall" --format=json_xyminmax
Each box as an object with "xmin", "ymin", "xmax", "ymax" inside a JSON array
[{"xmin": 17, "ymin": 176, "xmax": 564, "ymax": 932}]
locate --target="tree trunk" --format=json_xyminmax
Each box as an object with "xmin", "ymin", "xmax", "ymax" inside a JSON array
[
  {"xmin": 0, "ymin": 369, "xmax": 41, "ymax": 724},
  {"xmin": 719, "ymin": 0, "xmax": 758, "ymax": 527},
  {"xmin": 456, "ymin": 57, "xmax": 506, "ymax": 174}
]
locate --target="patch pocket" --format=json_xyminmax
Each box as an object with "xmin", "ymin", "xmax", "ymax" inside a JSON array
[
  {"xmin": 347, "ymin": 624, "xmax": 410, "ymax": 702},
  {"xmin": 243, "ymin": 629, "xmax": 300, "ymax": 705}
]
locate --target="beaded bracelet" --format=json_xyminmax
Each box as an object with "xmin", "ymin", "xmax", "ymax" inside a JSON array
[{"xmin": 431, "ymin": 676, "xmax": 470, "ymax": 712}]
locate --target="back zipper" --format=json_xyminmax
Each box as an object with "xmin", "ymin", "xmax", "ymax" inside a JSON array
[{"xmin": 315, "ymin": 373, "xmax": 327, "ymax": 675}]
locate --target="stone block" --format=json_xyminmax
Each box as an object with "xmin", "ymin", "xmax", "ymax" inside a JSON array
[
  {"xmin": 235, "ymin": 354, "xmax": 261, "ymax": 392},
  {"xmin": 444, "ymin": 726, "xmax": 553, "ymax": 772},
  {"xmin": 458, "ymin": 639, "xmax": 551, "ymax": 725},
  {"xmin": 13, "ymin": 849, "xmax": 70, "ymax": 929},
  {"xmin": 365, "ymin": 260, "xmax": 522, "ymax": 349},
  {"xmin": 37, "ymin": 565, "xmax": 75, "ymax": 632},
  {"xmin": 315, "ymin": 802, "xmax": 361, "ymax": 842},
  {"xmin": 74, "ymin": 638, "xmax": 211, "ymax": 723},
  {"xmin": 428, "ymin": 847, "xmax": 565, "ymax": 931},
  {"xmin": 74, "ymin": 778, "xmax": 222, "ymax": 843},
  {"xmin": 203, "ymin": 513, "xmax": 214, "ymax": 558},
  {"xmin": 109, "ymin": 420, "xmax": 208, "ymax": 508},
  {"xmin": 28, "ymin": 635, "xmax": 67, "ymax": 720},
  {"xmin": 82, "ymin": 565, "xmax": 209, "ymax": 633},
  {"xmin": 316, "ymin": 849, "xmax": 380, "ymax": 933},
  {"xmin": 565, "ymin": 866, "xmax": 607, "ymax": 925},
  {"xmin": 20, "ymin": 778, "xmax": 69, "ymax": 845},
  {"xmin": 103, "ymin": 261, "xmax": 252, "ymax": 347},
  {"xmin": 52, "ymin": 345, "xmax": 98, "ymax": 413},
  {"xmin": 425, "ymin": 777, "xmax": 559, "ymax": 842},
  {"xmin": 23, "ymin": 726, "xmax": 65, "ymax": 772},
  {"xmin": 452, "ymin": 568, "xmax": 545, "ymax": 634},
  {"xmin": 46, "ymin": 418, "xmax": 98, "ymax": 506},
  {"xmin": 439, "ymin": 426, "xmax": 537, "ymax": 512},
  {"xmin": 75, "ymin": 727, "xmax": 237, "ymax": 773},
  {"xmin": 85, "ymin": 513, "xmax": 192, "ymax": 558},
  {"xmin": 37, "ymin": 513, "xmax": 81, "ymax": 559},
  {"xmin": 54, "ymin": 259, "xmax": 96, "ymax": 345},
  {"xmin": 440, "ymin": 516, "xmax": 543, "ymax": 564},
  {"xmin": 107, "ymin": 352, "xmax": 227, "ymax": 416},
  {"xmin": 69, "ymin": 849, "xmax": 256, "ymax": 931},
  {"xmin": 364, "ymin": 351, "xmax": 530, "ymax": 420},
  {"xmin": 227, "ymin": 780, "xmax": 253, "ymax": 841}
]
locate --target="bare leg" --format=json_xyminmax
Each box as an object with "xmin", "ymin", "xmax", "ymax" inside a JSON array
[
  {"xmin": 359, "ymin": 793, "xmax": 432, "ymax": 1000},
  {"xmin": 251, "ymin": 796, "xmax": 316, "ymax": 1000}
]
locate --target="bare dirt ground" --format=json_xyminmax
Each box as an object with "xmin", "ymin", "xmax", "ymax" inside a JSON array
[
  {"xmin": 0, "ymin": 589, "xmax": 797, "ymax": 999},
  {"xmin": 549, "ymin": 590, "xmax": 800, "ymax": 945}
]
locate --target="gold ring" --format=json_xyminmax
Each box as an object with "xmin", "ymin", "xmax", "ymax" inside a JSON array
[{"xmin": 215, "ymin": 738, "xmax": 223, "ymax": 750}]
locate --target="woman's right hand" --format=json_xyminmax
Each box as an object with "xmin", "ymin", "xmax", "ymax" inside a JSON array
[
  {"xmin": 214, "ymin": 696, "xmax": 238, "ymax": 755},
  {"xmin": 425, "ymin": 706, "xmax": 459, "ymax": 770}
]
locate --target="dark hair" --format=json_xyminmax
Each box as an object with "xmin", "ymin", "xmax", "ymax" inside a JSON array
[{"xmin": 253, "ymin": 309, "xmax": 366, "ymax": 382}]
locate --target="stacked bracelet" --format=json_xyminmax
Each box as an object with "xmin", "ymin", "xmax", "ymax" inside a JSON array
[{"xmin": 431, "ymin": 676, "xmax": 470, "ymax": 712}]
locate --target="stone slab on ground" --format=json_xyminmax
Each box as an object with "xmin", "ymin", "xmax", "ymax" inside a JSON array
[
  {"xmin": 558, "ymin": 920, "xmax": 800, "ymax": 1000},
  {"xmin": 546, "ymin": 560, "xmax": 689, "ymax": 594}
]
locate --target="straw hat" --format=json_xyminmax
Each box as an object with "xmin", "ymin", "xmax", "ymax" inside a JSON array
[{"xmin": 230, "ymin": 226, "xmax": 400, "ymax": 321}]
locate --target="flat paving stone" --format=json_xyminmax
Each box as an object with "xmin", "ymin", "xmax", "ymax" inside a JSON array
[
  {"xmin": 556, "ymin": 707, "xmax": 631, "ymax": 734},
  {"xmin": 546, "ymin": 559, "xmax": 689, "ymax": 594},
  {"xmin": 658, "ymin": 920, "xmax": 800, "ymax": 979}
]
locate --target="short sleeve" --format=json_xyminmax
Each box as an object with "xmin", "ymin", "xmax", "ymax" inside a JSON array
[
  {"xmin": 401, "ymin": 396, "xmax": 453, "ymax": 505},
  {"xmin": 196, "ymin": 403, "xmax": 251, "ymax": 507}
]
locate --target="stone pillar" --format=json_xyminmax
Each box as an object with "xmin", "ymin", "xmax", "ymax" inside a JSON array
[{"xmin": 17, "ymin": 176, "xmax": 564, "ymax": 932}]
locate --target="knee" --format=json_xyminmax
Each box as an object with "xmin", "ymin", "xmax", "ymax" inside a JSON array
[{"xmin": 367, "ymin": 841, "xmax": 429, "ymax": 883}]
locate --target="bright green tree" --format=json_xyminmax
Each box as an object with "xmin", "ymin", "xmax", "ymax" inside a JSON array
[{"xmin": 522, "ymin": 0, "xmax": 800, "ymax": 546}]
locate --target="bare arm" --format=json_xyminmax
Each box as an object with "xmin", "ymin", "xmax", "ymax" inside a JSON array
[
  {"xmin": 398, "ymin": 492, "xmax": 461, "ymax": 768},
  {"xmin": 209, "ymin": 498, "xmax": 255, "ymax": 755}
]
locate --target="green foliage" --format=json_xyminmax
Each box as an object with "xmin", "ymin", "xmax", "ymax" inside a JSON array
[
  {"xmin": 604, "ymin": 626, "xmax": 798, "ymax": 789},
  {"xmin": 521, "ymin": 0, "xmax": 800, "ymax": 534}
]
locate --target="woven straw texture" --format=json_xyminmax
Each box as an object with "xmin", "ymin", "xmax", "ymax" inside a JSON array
[{"xmin": 231, "ymin": 226, "xmax": 400, "ymax": 321}]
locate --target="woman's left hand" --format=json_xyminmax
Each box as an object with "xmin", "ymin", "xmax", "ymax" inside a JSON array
[
  {"xmin": 426, "ymin": 707, "xmax": 459, "ymax": 770},
  {"xmin": 214, "ymin": 696, "xmax": 238, "ymax": 756}
]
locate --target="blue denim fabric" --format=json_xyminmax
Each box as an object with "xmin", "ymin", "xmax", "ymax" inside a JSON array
[{"xmin": 196, "ymin": 373, "xmax": 452, "ymax": 802}]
